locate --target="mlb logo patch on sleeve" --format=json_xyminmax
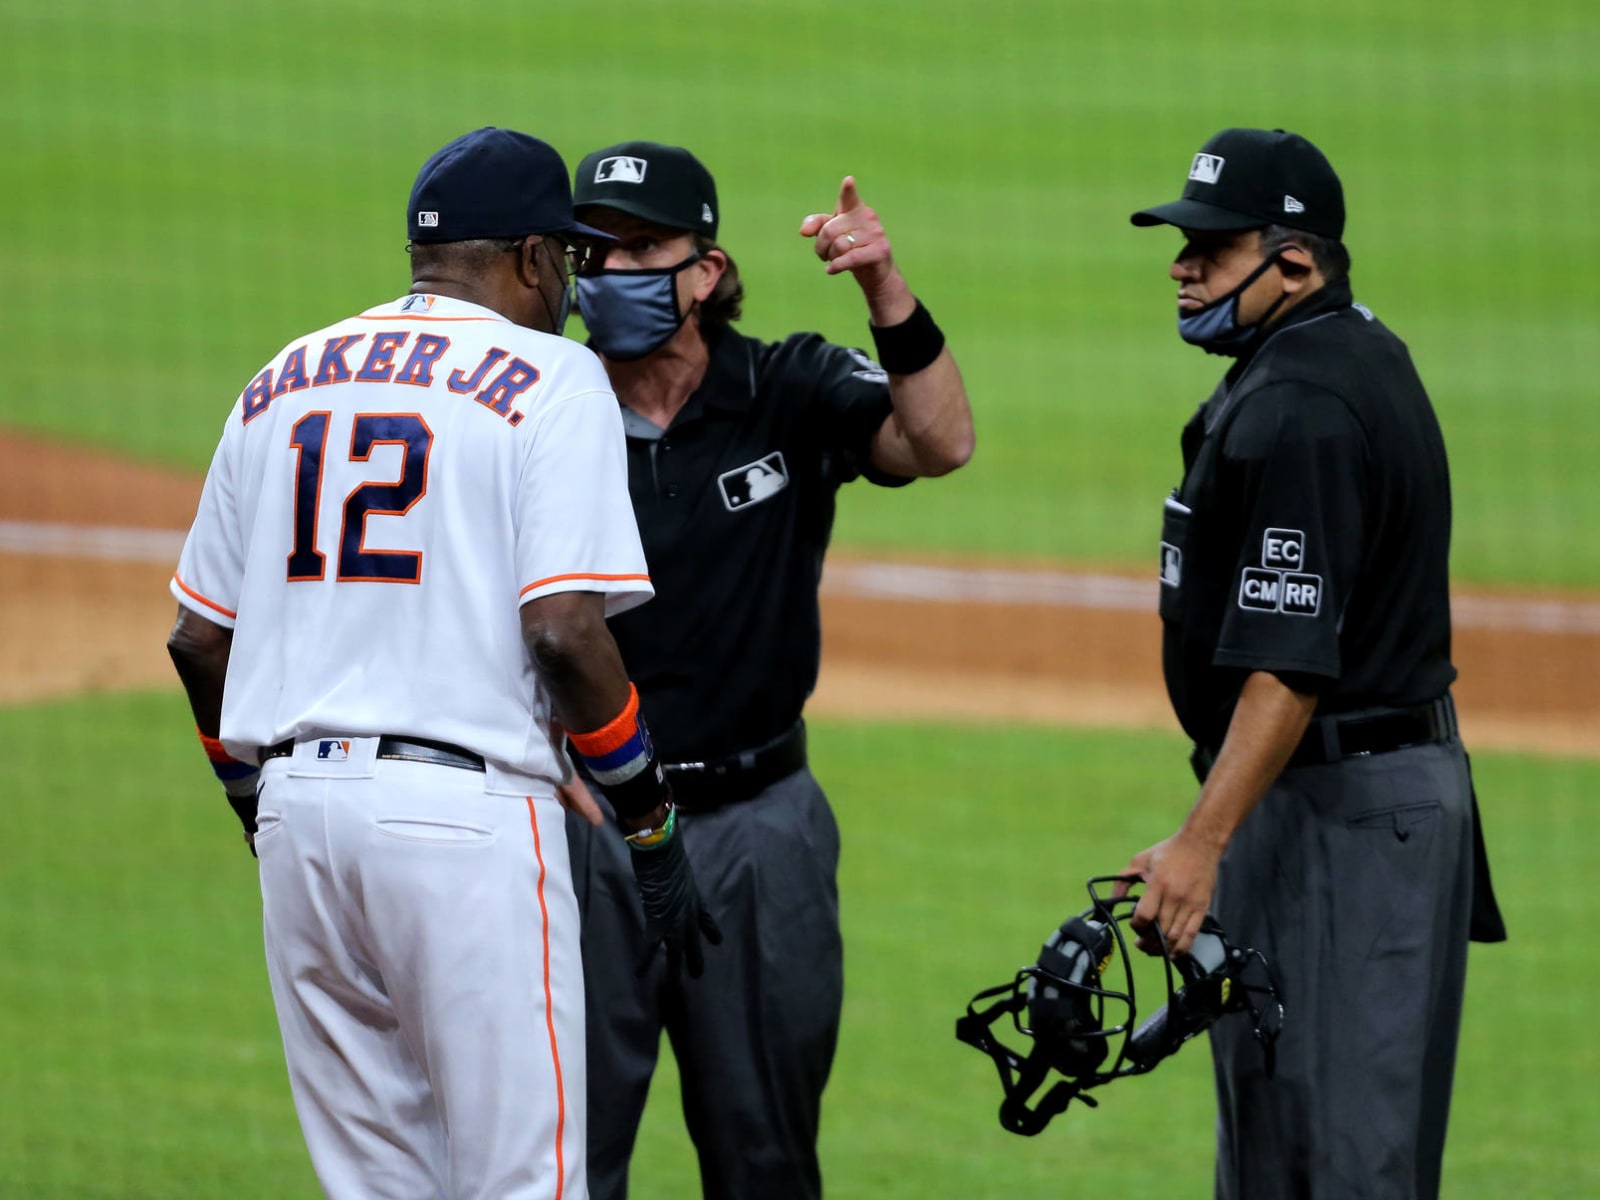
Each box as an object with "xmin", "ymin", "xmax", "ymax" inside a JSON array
[
  {"xmin": 1160, "ymin": 542, "xmax": 1182, "ymax": 588},
  {"xmin": 718, "ymin": 452, "xmax": 789, "ymax": 512}
]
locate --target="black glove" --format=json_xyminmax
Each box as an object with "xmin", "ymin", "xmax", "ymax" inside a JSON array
[
  {"xmin": 630, "ymin": 825, "xmax": 722, "ymax": 979},
  {"xmin": 226, "ymin": 786, "xmax": 260, "ymax": 859}
]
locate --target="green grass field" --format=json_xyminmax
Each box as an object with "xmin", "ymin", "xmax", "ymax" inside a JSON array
[
  {"xmin": 1, "ymin": 692, "xmax": 1595, "ymax": 1197},
  {"xmin": 3, "ymin": 0, "xmax": 1598, "ymax": 583}
]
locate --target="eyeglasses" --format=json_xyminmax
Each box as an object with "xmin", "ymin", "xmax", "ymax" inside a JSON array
[
  {"xmin": 560, "ymin": 240, "xmax": 602, "ymax": 277},
  {"xmin": 505, "ymin": 236, "xmax": 603, "ymax": 278}
]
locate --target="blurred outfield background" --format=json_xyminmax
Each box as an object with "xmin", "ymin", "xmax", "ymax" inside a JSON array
[{"xmin": 1, "ymin": 0, "xmax": 1597, "ymax": 1196}]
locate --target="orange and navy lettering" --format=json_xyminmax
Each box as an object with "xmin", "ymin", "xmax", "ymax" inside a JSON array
[
  {"xmin": 394, "ymin": 334, "xmax": 451, "ymax": 387},
  {"xmin": 284, "ymin": 411, "xmax": 434, "ymax": 584},
  {"xmin": 241, "ymin": 368, "xmax": 275, "ymax": 424},
  {"xmin": 241, "ymin": 333, "xmax": 537, "ymax": 426},
  {"xmin": 313, "ymin": 333, "xmax": 367, "ymax": 387},
  {"xmin": 355, "ymin": 332, "xmax": 410, "ymax": 383},
  {"xmin": 475, "ymin": 358, "xmax": 541, "ymax": 417},
  {"xmin": 273, "ymin": 345, "xmax": 313, "ymax": 397},
  {"xmin": 288, "ymin": 411, "xmax": 332, "ymax": 581},
  {"xmin": 449, "ymin": 347, "xmax": 508, "ymax": 394},
  {"xmin": 339, "ymin": 413, "xmax": 433, "ymax": 584}
]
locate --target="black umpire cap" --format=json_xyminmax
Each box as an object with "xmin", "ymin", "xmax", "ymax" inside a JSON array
[
  {"xmin": 408, "ymin": 127, "xmax": 615, "ymax": 245},
  {"xmin": 1131, "ymin": 128, "xmax": 1345, "ymax": 239},
  {"xmin": 573, "ymin": 141, "xmax": 720, "ymax": 239}
]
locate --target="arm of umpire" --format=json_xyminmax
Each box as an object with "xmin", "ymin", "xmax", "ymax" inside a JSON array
[
  {"xmin": 1112, "ymin": 671, "xmax": 1317, "ymax": 957},
  {"xmin": 522, "ymin": 591, "xmax": 721, "ymax": 979},
  {"xmin": 800, "ymin": 176, "xmax": 975, "ymax": 478},
  {"xmin": 167, "ymin": 606, "xmax": 260, "ymax": 853}
]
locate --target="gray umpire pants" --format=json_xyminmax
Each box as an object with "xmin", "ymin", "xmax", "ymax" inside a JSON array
[
  {"xmin": 566, "ymin": 767, "xmax": 844, "ymax": 1200},
  {"xmin": 1209, "ymin": 739, "xmax": 1474, "ymax": 1200}
]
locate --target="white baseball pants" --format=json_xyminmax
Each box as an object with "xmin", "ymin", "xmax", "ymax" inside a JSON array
[{"xmin": 254, "ymin": 747, "xmax": 585, "ymax": 1199}]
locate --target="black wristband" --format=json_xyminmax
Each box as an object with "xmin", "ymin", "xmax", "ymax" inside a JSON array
[
  {"xmin": 868, "ymin": 299, "xmax": 945, "ymax": 375},
  {"xmin": 600, "ymin": 758, "xmax": 674, "ymax": 822}
]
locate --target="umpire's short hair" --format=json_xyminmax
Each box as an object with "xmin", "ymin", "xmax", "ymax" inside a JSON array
[
  {"xmin": 693, "ymin": 234, "xmax": 743, "ymax": 338},
  {"xmin": 1261, "ymin": 224, "xmax": 1351, "ymax": 283}
]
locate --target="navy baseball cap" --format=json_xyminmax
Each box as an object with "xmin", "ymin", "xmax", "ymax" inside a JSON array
[
  {"xmin": 1131, "ymin": 128, "xmax": 1345, "ymax": 239},
  {"xmin": 407, "ymin": 127, "xmax": 614, "ymax": 245},
  {"xmin": 573, "ymin": 142, "xmax": 719, "ymax": 239}
]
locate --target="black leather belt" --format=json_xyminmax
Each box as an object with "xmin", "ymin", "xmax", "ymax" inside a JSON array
[
  {"xmin": 1192, "ymin": 695, "xmax": 1457, "ymax": 783},
  {"xmin": 262, "ymin": 736, "xmax": 486, "ymax": 773}
]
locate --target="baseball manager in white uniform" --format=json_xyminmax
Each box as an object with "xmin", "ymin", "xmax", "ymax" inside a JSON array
[{"xmin": 166, "ymin": 127, "xmax": 719, "ymax": 1200}]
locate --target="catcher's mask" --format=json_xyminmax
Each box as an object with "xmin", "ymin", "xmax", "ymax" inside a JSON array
[{"xmin": 955, "ymin": 876, "xmax": 1284, "ymax": 1135}]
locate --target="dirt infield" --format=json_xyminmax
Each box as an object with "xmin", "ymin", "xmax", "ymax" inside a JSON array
[{"xmin": 2, "ymin": 430, "xmax": 1595, "ymax": 756}]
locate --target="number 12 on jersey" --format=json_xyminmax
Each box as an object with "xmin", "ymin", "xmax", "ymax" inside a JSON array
[{"xmin": 288, "ymin": 411, "xmax": 433, "ymax": 583}]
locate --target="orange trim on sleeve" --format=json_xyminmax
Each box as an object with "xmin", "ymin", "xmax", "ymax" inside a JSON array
[
  {"xmin": 519, "ymin": 572, "xmax": 651, "ymax": 598},
  {"xmin": 172, "ymin": 572, "xmax": 238, "ymax": 620},
  {"xmin": 567, "ymin": 685, "xmax": 641, "ymax": 758},
  {"xmin": 526, "ymin": 797, "xmax": 568, "ymax": 1200}
]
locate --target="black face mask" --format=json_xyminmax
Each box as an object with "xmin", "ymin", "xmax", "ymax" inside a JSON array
[
  {"xmin": 1176, "ymin": 249, "xmax": 1288, "ymax": 357},
  {"xmin": 537, "ymin": 275, "xmax": 574, "ymax": 337},
  {"xmin": 576, "ymin": 252, "xmax": 704, "ymax": 362}
]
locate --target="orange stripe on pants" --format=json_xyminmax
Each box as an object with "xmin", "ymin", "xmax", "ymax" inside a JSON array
[{"xmin": 527, "ymin": 796, "xmax": 567, "ymax": 1200}]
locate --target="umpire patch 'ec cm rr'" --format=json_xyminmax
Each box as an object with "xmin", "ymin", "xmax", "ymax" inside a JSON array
[
  {"xmin": 1262, "ymin": 528, "xmax": 1305, "ymax": 570},
  {"xmin": 1239, "ymin": 568, "xmax": 1322, "ymax": 616}
]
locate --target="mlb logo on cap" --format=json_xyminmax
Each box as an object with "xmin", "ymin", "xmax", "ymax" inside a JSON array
[
  {"xmin": 417, "ymin": 211, "xmax": 440, "ymax": 227},
  {"xmin": 574, "ymin": 140, "xmax": 721, "ymax": 239},
  {"xmin": 595, "ymin": 156, "xmax": 648, "ymax": 184},
  {"xmin": 1132, "ymin": 128, "xmax": 1346, "ymax": 239},
  {"xmin": 1188, "ymin": 153, "xmax": 1225, "ymax": 184}
]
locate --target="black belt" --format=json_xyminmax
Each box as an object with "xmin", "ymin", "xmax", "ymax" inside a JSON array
[
  {"xmin": 576, "ymin": 720, "xmax": 808, "ymax": 812},
  {"xmin": 262, "ymin": 736, "xmax": 486, "ymax": 773},
  {"xmin": 1191, "ymin": 696, "xmax": 1457, "ymax": 783}
]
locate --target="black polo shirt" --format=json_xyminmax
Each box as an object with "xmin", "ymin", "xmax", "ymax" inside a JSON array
[
  {"xmin": 1159, "ymin": 279, "xmax": 1457, "ymax": 749},
  {"xmin": 608, "ymin": 328, "xmax": 907, "ymax": 763}
]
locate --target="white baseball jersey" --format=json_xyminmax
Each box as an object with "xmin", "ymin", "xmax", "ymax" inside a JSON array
[{"xmin": 172, "ymin": 293, "xmax": 652, "ymax": 785}]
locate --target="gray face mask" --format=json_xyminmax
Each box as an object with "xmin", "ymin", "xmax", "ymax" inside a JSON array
[
  {"xmin": 576, "ymin": 252, "xmax": 703, "ymax": 362},
  {"xmin": 1176, "ymin": 250, "xmax": 1286, "ymax": 357}
]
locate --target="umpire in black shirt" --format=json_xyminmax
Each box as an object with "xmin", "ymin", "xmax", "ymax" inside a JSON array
[
  {"xmin": 558, "ymin": 142, "xmax": 973, "ymax": 1200},
  {"xmin": 1113, "ymin": 128, "xmax": 1504, "ymax": 1199}
]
